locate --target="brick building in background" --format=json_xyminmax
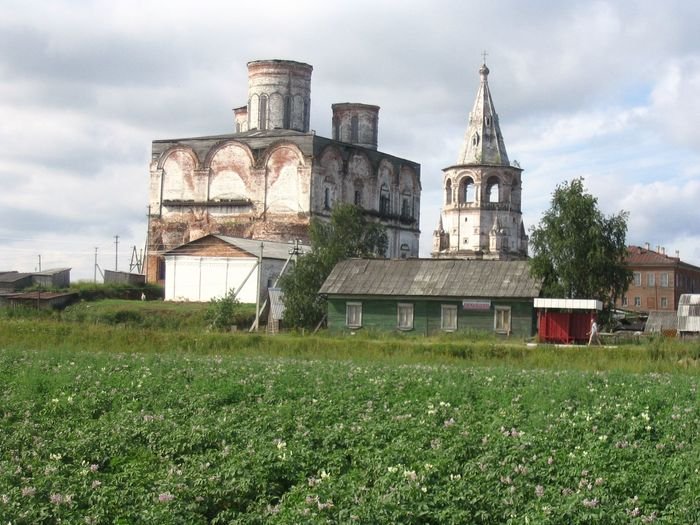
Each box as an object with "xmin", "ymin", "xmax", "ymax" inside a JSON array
[
  {"xmin": 618, "ymin": 244, "xmax": 700, "ymax": 313},
  {"xmin": 146, "ymin": 59, "xmax": 421, "ymax": 284}
]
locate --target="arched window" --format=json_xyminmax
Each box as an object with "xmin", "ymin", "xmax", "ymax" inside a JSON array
[
  {"xmin": 445, "ymin": 179, "xmax": 452, "ymax": 205},
  {"xmin": 259, "ymin": 95, "xmax": 268, "ymax": 130},
  {"xmin": 486, "ymin": 176, "xmax": 500, "ymax": 203},
  {"xmin": 350, "ymin": 116, "xmax": 359, "ymax": 142},
  {"xmin": 324, "ymin": 187, "xmax": 331, "ymax": 209},
  {"xmin": 379, "ymin": 184, "xmax": 390, "ymax": 215},
  {"xmin": 401, "ymin": 192, "xmax": 412, "ymax": 219},
  {"xmin": 283, "ymin": 96, "xmax": 291, "ymax": 129},
  {"xmin": 459, "ymin": 177, "xmax": 475, "ymax": 203}
]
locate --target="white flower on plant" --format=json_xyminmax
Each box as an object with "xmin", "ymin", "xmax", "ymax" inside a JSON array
[{"xmin": 582, "ymin": 498, "xmax": 599, "ymax": 508}]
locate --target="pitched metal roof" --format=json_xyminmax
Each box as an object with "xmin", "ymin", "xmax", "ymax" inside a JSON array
[
  {"xmin": 166, "ymin": 234, "xmax": 307, "ymax": 260},
  {"xmin": 319, "ymin": 259, "xmax": 542, "ymax": 298}
]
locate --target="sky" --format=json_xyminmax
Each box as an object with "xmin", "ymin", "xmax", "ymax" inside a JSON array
[{"xmin": 1, "ymin": 0, "xmax": 700, "ymax": 281}]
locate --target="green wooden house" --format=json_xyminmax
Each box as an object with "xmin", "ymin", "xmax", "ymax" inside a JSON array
[{"xmin": 319, "ymin": 259, "xmax": 542, "ymax": 337}]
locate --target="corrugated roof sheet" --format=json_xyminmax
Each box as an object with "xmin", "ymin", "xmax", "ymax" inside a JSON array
[
  {"xmin": 645, "ymin": 311, "xmax": 678, "ymax": 333},
  {"xmin": 319, "ymin": 259, "xmax": 542, "ymax": 298}
]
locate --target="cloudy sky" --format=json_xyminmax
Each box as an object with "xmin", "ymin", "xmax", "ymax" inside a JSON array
[{"xmin": 2, "ymin": 0, "xmax": 699, "ymax": 281}]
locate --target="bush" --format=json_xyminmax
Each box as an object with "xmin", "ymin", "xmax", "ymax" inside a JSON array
[{"xmin": 206, "ymin": 290, "xmax": 241, "ymax": 331}]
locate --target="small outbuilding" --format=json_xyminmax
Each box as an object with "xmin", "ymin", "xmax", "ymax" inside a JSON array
[
  {"xmin": 677, "ymin": 294, "xmax": 700, "ymax": 338},
  {"xmin": 164, "ymin": 234, "xmax": 301, "ymax": 303},
  {"xmin": 534, "ymin": 298, "xmax": 602, "ymax": 344},
  {"xmin": 319, "ymin": 259, "xmax": 542, "ymax": 337}
]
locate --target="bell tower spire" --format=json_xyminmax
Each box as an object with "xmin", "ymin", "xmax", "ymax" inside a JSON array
[{"xmin": 432, "ymin": 60, "xmax": 528, "ymax": 261}]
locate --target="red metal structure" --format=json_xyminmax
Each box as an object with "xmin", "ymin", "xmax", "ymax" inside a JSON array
[{"xmin": 534, "ymin": 299, "xmax": 602, "ymax": 344}]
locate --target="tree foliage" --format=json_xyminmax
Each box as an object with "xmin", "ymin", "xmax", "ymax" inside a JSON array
[
  {"xmin": 529, "ymin": 178, "xmax": 631, "ymax": 308},
  {"xmin": 280, "ymin": 204, "xmax": 388, "ymax": 329}
]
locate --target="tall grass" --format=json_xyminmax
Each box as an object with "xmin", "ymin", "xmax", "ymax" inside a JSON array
[{"xmin": 1, "ymin": 318, "xmax": 698, "ymax": 375}]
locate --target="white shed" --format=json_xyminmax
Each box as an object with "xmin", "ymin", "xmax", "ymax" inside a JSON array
[
  {"xmin": 677, "ymin": 294, "xmax": 700, "ymax": 337},
  {"xmin": 164, "ymin": 235, "xmax": 299, "ymax": 303}
]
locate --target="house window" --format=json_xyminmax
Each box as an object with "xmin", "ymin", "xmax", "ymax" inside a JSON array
[
  {"xmin": 660, "ymin": 272, "xmax": 669, "ymax": 287},
  {"xmin": 660, "ymin": 297, "xmax": 668, "ymax": 309},
  {"xmin": 622, "ymin": 296, "xmax": 628, "ymax": 307},
  {"xmin": 441, "ymin": 305, "xmax": 457, "ymax": 331},
  {"xmin": 647, "ymin": 273, "xmax": 655, "ymax": 287},
  {"xmin": 397, "ymin": 303, "xmax": 414, "ymax": 330},
  {"xmin": 346, "ymin": 302, "xmax": 362, "ymax": 328},
  {"xmin": 634, "ymin": 296, "xmax": 641, "ymax": 307},
  {"xmin": 633, "ymin": 272, "xmax": 641, "ymax": 286},
  {"xmin": 494, "ymin": 306, "xmax": 511, "ymax": 334}
]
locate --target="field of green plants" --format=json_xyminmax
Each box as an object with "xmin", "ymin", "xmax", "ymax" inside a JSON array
[{"xmin": 1, "ymin": 321, "xmax": 698, "ymax": 523}]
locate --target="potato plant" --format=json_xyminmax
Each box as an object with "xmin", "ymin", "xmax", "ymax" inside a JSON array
[{"xmin": 0, "ymin": 348, "xmax": 698, "ymax": 524}]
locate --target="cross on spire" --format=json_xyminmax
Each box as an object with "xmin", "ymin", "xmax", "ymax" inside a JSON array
[{"xmin": 481, "ymin": 50, "xmax": 488, "ymax": 65}]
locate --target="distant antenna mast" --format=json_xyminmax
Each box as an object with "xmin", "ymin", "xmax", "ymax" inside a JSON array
[{"xmin": 129, "ymin": 246, "xmax": 143, "ymax": 273}]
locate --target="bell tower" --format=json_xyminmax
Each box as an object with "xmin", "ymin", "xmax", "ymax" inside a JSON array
[{"xmin": 432, "ymin": 62, "xmax": 527, "ymax": 260}]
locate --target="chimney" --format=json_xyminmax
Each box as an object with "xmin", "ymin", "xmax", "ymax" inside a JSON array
[
  {"xmin": 676, "ymin": 250, "xmax": 680, "ymax": 258},
  {"xmin": 644, "ymin": 242, "xmax": 650, "ymax": 251},
  {"xmin": 656, "ymin": 245, "xmax": 661, "ymax": 253},
  {"xmin": 661, "ymin": 247, "xmax": 665, "ymax": 255}
]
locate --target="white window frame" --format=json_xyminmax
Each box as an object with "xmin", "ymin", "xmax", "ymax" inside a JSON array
[
  {"xmin": 660, "ymin": 272, "xmax": 669, "ymax": 288},
  {"xmin": 634, "ymin": 296, "xmax": 641, "ymax": 307},
  {"xmin": 633, "ymin": 272, "xmax": 641, "ymax": 286},
  {"xmin": 660, "ymin": 297, "xmax": 668, "ymax": 309},
  {"xmin": 346, "ymin": 302, "xmax": 362, "ymax": 329},
  {"xmin": 647, "ymin": 272, "xmax": 655, "ymax": 287},
  {"xmin": 494, "ymin": 306, "xmax": 511, "ymax": 334},
  {"xmin": 397, "ymin": 303, "xmax": 414, "ymax": 331},
  {"xmin": 441, "ymin": 304, "xmax": 458, "ymax": 332},
  {"xmin": 622, "ymin": 296, "xmax": 628, "ymax": 307}
]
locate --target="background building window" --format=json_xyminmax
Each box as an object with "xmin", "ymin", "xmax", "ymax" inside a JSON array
[
  {"xmin": 441, "ymin": 305, "xmax": 457, "ymax": 331},
  {"xmin": 346, "ymin": 302, "xmax": 362, "ymax": 328},
  {"xmin": 397, "ymin": 303, "xmax": 414, "ymax": 330},
  {"xmin": 379, "ymin": 185, "xmax": 390, "ymax": 215},
  {"xmin": 660, "ymin": 297, "xmax": 668, "ymax": 309},
  {"xmin": 494, "ymin": 306, "xmax": 511, "ymax": 334},
  {"xmin": 633, "ymin": 272, "xmax": 641, "ymax": 286},
  {"xmin": 622, "ymin": 296, "xmax": 628, "ymax": 307},
  {"xmin": 647, "ymin": 273, "xmax": 655, "ymax": 287},
  {"xmin": 634, "ymin": 296, "xmax": 641, "ymax": 307},
  {"xmin": 660, "ymin": 273, "xmax": 669, "ymax": 287}
]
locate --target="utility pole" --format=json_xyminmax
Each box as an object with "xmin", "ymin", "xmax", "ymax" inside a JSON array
[
  {"xmin": 114, "ymin": 235, "xmax": 119, "ymax": 271},
  {"xmin": 94, "ymin": 247, "xmax": 98, "ymax": 283},
  {"xmin": 38, "ymin": 254, "xmax": 41, "ymax": 272}
]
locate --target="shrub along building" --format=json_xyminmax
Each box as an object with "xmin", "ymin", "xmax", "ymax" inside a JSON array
[
  {"xmin": 319, "ymin": 259, "xmax": 542, "ymax": 337},
  {"xmin": 146, "ymin": 59, "xmax": 421, "ymax": 284}
]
